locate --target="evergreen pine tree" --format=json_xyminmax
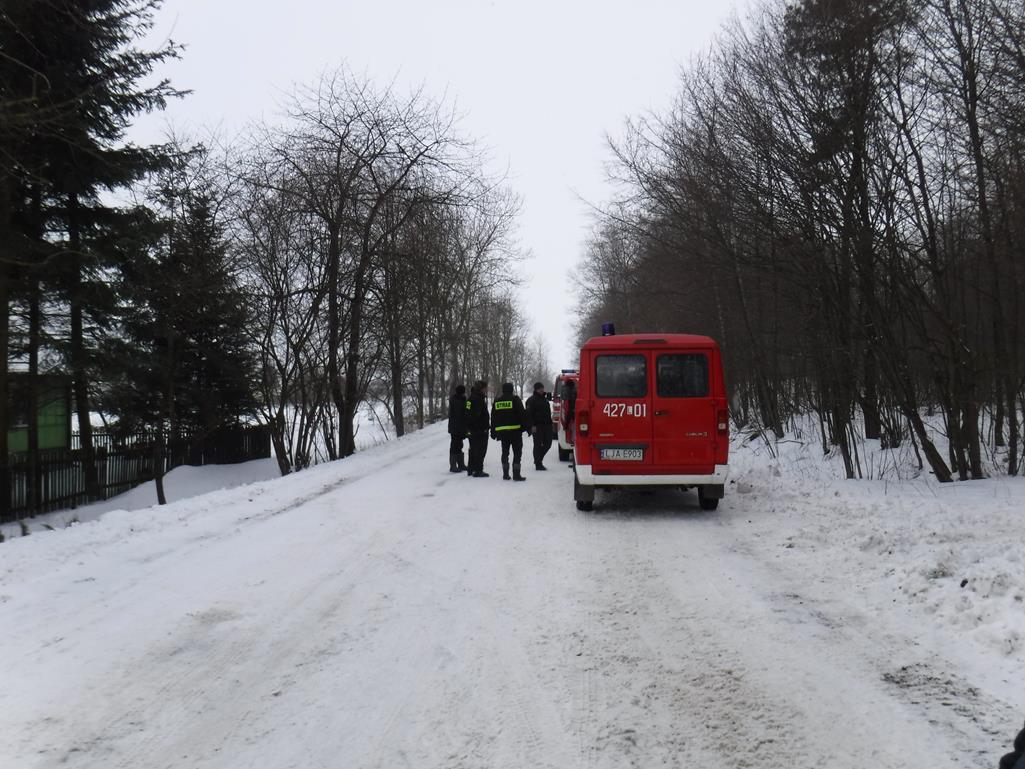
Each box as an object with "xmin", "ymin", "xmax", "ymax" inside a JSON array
[
  {"xmin": 1, "ymin": 0, "xmax": 182, "ymax": 502},
  {"xmin": 103, "ymin": 151, "xmax": 257, "ymax": 438}
]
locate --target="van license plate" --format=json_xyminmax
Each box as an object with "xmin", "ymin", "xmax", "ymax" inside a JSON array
[{"xmin": 600, "ymin": 448, "xmax": 643, "ymax": 461}]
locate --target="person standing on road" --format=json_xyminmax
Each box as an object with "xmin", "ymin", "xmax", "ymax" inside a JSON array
[
  {"xmin": 466, "ymin": 380, "xmax": 491, "ymax": 478},
  {"xmin": 490, "ymin": 382, "xmax": 528, "ymax": 481},
  {"xmin": 524, "ymin": 381, "xmax": 553, "ymax": 471},
  {"xmin": 563, "ymin": 378, "xmax": 577, "ymax": 468},
  {"xmin": 447, "ymin": 384, "xmax": 468, "ymax": 473}
]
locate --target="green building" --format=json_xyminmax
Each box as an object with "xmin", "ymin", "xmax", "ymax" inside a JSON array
[{"xmin": 6, "ymin": 373, "xmax": 73, "ymax": 453}]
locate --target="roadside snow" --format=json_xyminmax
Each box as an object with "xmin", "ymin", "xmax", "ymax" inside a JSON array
[
  {"xmin": 1, "ymin": 403, "xmax": 394, "ymax": 541},
  {"xmin": 0, "ymin": 423, "xmax": 1022, "ymax": 768},
  {"xmin": 733, "ymin": 428, "xmax": 1025, "ymax": 669},
  {"xmin": 0, "ymin": 458, "xmax": 280, "ymax": 541}
]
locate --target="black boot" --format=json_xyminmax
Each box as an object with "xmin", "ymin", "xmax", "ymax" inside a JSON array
[
  {"xmin": 513, "ymin": 463, "xmax": 526, "ymax": 481},
  {"xmin": 457, "ymin": 452, "xmax": 467, "ymax": 471},
  {"xmin": 473, "ymin": 469, "xmax": 490, "ymax": 478},
  {"xmin": 502, "ymin": 462, "xmax": 511, "ymax": 480},
  {"xmin": 449, "ymin": 452, "xmax": 460, "ymax": 473},
  {"xmin": 535, "ymin": 462, "xmax": 547, "ymax": 471}
]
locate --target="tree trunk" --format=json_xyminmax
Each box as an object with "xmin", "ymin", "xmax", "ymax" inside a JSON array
[
  {"xmin": 390, "ymin": 347, "xmax": 405, "ymax": 438},
  {"xmin": 417, "ymin": 365, "xmax": 426, "ymax": 429},
  {"xmin": 154, "ymin": 423, "xmax": 167, "ymax": 506},
  {"xmin": 67, "ymin": 194, "xmax": 100, "ymax": 499},
  {"xmin": 0, "ymin": 177, "xmax": 11, "ymax": 518},
  {"xmin": 963, "ymin": 402, "xmax": 984, "ymax": 479},
  {"xmin": 340, "ymin": 249, "xmax": 373, "ymax": 457},
  {"xmin": 155, "ymin": 344, "xmax": 176, "ymax": 506},
  {"xmin": 904, "ymin": 406, "xmax": 952, "ymax": 482},
  {"xmin": 1006, "ymin": 379, "xmax": 1019, "ymax": 476},
  {"xmin": 995, "ymin": 398, "xmax": 1006, "ymax": 447},
  {"xmin": 28, "ymin": 277, "xmax": 41, "ymax": 513},
  {"xmin": 326, "ymin": 227, "xmax": 342, "ymax": 461},
  {"xmin": 945, "ymin": 1, "xmax": 1007, "ymax": 464},
  {"xmin": 854, "ymin": 132, "xmax": 881, "ymax": 442}
]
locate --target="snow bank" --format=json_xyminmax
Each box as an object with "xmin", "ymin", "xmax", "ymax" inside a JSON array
[
  {"xmin": 1, "ymin": 402, "xmax": 398, "ymax": 541},
  {"xmin": 0, "ymin": 458, "xmax": 281, "ymax": 541},
  {"xmin": 730, "ymin": 421, "xmax": 1025, "ymax": 668},
  {"xmin": 0, "ymin": 429, "xmax": 432, "ymax": 586}
]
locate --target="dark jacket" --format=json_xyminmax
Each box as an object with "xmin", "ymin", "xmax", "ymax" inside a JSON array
[
  {"xmin": 524, "ymin": 392, "xmax": 552, "ymax": 431},
  {"xmin": 448, "ymin": 393, "xmax": 467, "ymax": 435},
  {"xmin": 491, "ymin": 385, "xmax": 527, "ymax": 437},
  {"xmin": 1000, "ymin": 723, "xmax": 1025, "ymax": 769},
  {"xmin": 466, "ymin": 387, "xmax": 490, "ymax": 435}
]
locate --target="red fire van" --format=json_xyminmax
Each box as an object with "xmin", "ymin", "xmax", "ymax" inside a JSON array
[
  {"xmin": 552, "ymin": 369, "xmax": 579, "ymax": 461},
  {"xmin": 571, "ymin": 333, "xmax": 729, "ymax": 511}
]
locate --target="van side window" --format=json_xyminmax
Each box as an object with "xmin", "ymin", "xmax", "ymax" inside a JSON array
[
  {"xmin": 657, "ymin": 354, "xmax": 709, "ymax": 397},
  {"xmin": 596, "ymin": 355, "xmax": 647, "ymax": 398}
]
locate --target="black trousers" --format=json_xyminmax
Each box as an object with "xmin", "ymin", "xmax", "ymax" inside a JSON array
[
  {"xmin": 499, "ymin": 433, "xmax": 523, "ymax": 465},
  {"xmin": 532, "ymin": 425, "xmax": 553, "ymax": 466},
  {"xmin": 468, "ymin": 433, "xmax": 488, "ymax": 472},
  {"xmin": 449, "ymin": 434, "xmax": 464, "ymax": 454}
]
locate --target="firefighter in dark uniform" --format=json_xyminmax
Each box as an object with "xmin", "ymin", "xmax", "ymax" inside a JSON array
[
  {"xmin": 466, "ymin": 380, "xmax": 490, "ymax": 477},
  {"xmin": 490, "ymin": 382, "xmax": 528, "ymax": 481},
  {"xmin": 447, "ymin": 384, "xmax": 468, "ymax": 473},
  {"xmin": 524, "ymin": 381, "xmax": 553, "ymax": 471}
]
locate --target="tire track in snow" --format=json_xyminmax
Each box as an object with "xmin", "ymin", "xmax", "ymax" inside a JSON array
[
  {"xmin": 570, "ymin": 497, "xmax": 969, "ymax": 769},
  {"xmin": 733, "ymin": 544, "xmax": 1021, "ymax": 767},
  {"xmin": 570, "ymin": 512, "xmax": 806, "ymax": 768},
  {"xmin": 575, "ymin": 493, "xmax": 609, "ymax": 769}
]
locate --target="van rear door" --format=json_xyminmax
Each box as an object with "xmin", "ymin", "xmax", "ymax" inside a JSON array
[
  {"xmin": 589, "ymin": 352, "xmax": 652, "ymax": 470},
  {"xmin": 651, "ymin": 350, "xmax": 717, "ymax": 470}
]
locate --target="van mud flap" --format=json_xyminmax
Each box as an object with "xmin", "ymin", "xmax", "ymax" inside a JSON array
[
  {"xmin": 701, "ymin": 484, "xmax": 725, "ymax": 499},
  {"xmin": 574, "ymin": 472, "xmax": 595, "ymax": 502}
]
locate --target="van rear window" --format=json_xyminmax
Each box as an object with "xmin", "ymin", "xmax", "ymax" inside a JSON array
[
  {"xmin": 657, "ymin": 354, "xmax": 709, "ymax": 397},
  {"xmin": 596, "ymin": 355, "xmax": 647, "ymax": 398}
]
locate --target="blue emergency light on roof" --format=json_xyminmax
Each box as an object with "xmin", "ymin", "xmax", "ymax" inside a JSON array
[{"xmin": 601, "ymin": 322, "xmax": 616, "ymax": 336}]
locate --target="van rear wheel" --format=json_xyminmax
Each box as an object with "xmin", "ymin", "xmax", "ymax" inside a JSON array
[
  {"xmin": 697, "ymin": 486, "xmax": 720, "ymax": 511},
  {"xmin": 558, "ymin": 448, "xmax": 570, "ymax": 462},
  {"xmin": 576, "ymin": 499, "xmax": 593, "ymax": 511}
]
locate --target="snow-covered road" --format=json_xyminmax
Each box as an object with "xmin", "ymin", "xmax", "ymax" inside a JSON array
[{"xmin": 1, "ymin": 424, "xmax": 1022, "ymax": 768}]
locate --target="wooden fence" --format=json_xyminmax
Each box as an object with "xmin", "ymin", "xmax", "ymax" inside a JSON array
[{"xmin": 0, "ymin": 425, "xmax": 271, "ymax": 523}]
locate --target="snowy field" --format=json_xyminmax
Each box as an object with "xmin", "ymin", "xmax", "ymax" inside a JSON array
[{"xmin": 1, "ymin": 422, "xmax": 1023, "ymax": 768}]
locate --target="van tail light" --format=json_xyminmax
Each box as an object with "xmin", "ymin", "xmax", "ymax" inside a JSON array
[
  {"xmin": 578, "ymin": 410, "xmax": 589, "ymax": 436},
  {"xmin": 717, "ymin": 409, "xmax": 729, "ymax": 435}
]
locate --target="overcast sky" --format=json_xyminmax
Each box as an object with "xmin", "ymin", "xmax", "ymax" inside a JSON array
[{"xmin": 135, "ymin": 0, "xmax": 737, "ymax": 366}]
